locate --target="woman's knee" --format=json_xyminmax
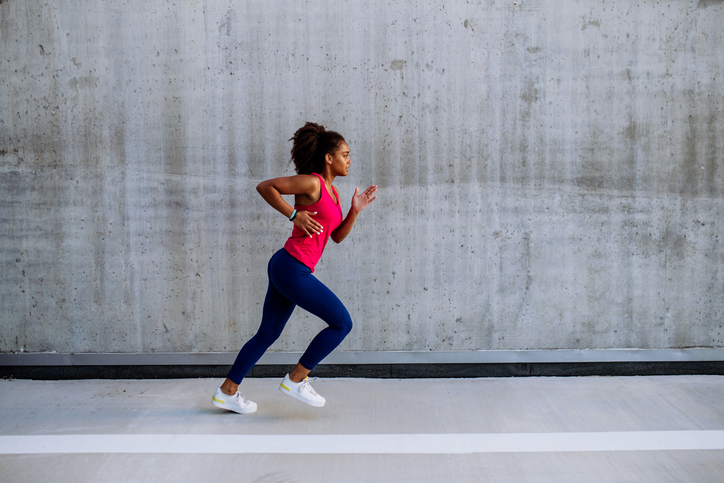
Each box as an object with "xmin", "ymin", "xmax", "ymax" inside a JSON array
[{"xmin": 337, "ymin": 312, "xmax": 353, "ymax": 335}]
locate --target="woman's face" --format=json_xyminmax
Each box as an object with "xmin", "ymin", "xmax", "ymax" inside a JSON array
[{"xmin": 327, "ymin": 142, "xmax": 351, "ymax": 177}]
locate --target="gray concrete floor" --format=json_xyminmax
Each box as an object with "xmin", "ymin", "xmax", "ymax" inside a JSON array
[{"xmin": 1, "ymin": 375, "xmax": 723, "ymax": 482}]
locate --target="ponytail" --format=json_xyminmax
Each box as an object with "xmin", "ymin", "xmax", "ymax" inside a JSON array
[{"xmin": 289, "ymin": 122, "xmax": 346, "ymax": 174}]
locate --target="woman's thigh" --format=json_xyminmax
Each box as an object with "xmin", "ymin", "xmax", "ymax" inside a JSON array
[{"xmin": 269, "ymin": 250, "xmax": 350, "ymax": 329}]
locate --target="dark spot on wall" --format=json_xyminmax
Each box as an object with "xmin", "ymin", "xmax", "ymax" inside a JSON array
[
  {"xmin": 680, "ymin": 113, "xmax": 715, "ymax": 198},
  {"xmin": 67, "ymin": 76, "xmax": 99, "ymax": 90},
  {"xmin": 624, "ymin": 121, "xmax": 638, "ymax": 142},
  {"xmin": 698, "ymin": 0, "xmax": 724, "ymax": 8},
  {"xmin": 521, "ymin": 84, "xmax": 539, "ymax": 104},
  {"xmin": 575, "ymin": 175, "xmax": 605, "ymax": 190},
  {"xmin": 391, "ymin": 60, "xmax": 405, "ymax": 70}
]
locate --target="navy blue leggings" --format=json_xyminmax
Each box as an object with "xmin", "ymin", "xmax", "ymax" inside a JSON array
[{"xmin": 226, "ymin": 248, "xmax": 353, "ymax": 384}]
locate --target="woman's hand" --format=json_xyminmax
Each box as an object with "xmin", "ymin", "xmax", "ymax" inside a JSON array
[
  {"xmin": 293, "ymin": 210, "xmax": 323, "ymax": 237},
  {"xmin": 330, "ymin": 185, "xmax": 378, "ymax": 243},
  {"xmin": 351, "ymin": 185, "xmax": 378, "ymax": 213}
]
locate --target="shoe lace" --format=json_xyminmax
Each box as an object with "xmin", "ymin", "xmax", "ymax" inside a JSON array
[{"xmin": 300, "ymin": 378, "xmax": 318, "ymax": 396}]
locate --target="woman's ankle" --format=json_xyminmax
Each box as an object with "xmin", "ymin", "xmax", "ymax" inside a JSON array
[
  {"xmin": 289, "ymin": 364, "xmax": 310, "ymax": 383},
  {"xmin": 220, "ymin": 378, "xmax": 239, "ymax": 395}
]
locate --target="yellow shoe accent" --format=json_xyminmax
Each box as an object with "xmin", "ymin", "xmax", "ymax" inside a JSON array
[
  {"xmin": 212, "ymin": 395, "xmax": 225, "ymax": 404},
  {"xmin": 280, "ymin": 383, "xmax": 290, "ymax": 392}
]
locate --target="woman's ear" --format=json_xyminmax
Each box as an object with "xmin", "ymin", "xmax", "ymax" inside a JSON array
[{"xmin": 326, "ymin": 153, "xmax": 332, "ymax": 164}]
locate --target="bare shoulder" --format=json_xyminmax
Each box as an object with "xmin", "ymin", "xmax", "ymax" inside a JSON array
[
  {"xmin": 258, "ymin": 173, "xmax": 319, "ymax": 197},
  {"xmin": 292, "ymin": 173, "xmax": 320, "ymax": 190},
  {"xmin": 292, "ymin": 174, "xmax": 322, "ymax": 204}
]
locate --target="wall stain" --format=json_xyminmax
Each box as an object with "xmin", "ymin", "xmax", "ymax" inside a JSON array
[
  {"xmin": 219, "ymin": 8, "xmax": 234, "ymax": 36},
  {"xmin": 391, "ymin": 60, "xmax": 406, "ymax": 70},
  {"xmin": 581, "ymin": 20, "xmax": 601, "ymax": 31},
  {"xmin": 67, "ymin": 76, "xmax": 99, "ymax": 90},
  {"xmin": 520, "ymin": 83, "xmax": 539, "ymax": 105},
  {"xmin": 698, "ymin": 0, "xmax": 724, "ymax": 8}
]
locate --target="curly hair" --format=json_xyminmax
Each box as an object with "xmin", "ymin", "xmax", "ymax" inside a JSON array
[{"xmin": 289, "ymin": 122, "xmax": 346, "ymax": 175}]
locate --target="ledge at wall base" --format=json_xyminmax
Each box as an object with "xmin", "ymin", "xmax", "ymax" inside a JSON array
[
  {"xmin": 1, "ymin": 349, "xmax": 723, "ymax": 379},
  {"xmin": 2, "ymin": 362, "xmax": 724, "ymax": 380},
  {"xmin": 1, "ymin": 348, "xmax": 723, "ymax": 366}
]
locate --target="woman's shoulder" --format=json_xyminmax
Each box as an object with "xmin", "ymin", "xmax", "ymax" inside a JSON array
[
  {"xmin": 258, "ymin": 173, "xmax": 320, "ymax": 198},
  {"xmin": 281, "ymin": 173, "xmax": 320, "ymax": 185},
  {"xmin": 290, "ymin": 173, "xmax": 322, "ymax": 203},
  {"xmin": 295, "ymin": 173, "xmax": 321, "ymax": 190}
]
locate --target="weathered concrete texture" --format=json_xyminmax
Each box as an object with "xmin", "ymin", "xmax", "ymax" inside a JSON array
[{"xmin": 1, "ymin": 1, "xmax": 723, "ymax": 355}]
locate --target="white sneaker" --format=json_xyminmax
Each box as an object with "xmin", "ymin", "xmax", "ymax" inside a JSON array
[
  {"xmin": 279, "ymin": 374, "xmax": 326, "ymax": 407},
  {"xmin": 211, "ymin": 387, "xmax": 257, "ymax": 414}
]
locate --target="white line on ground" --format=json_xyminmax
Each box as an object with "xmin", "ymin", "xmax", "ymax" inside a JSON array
[{"xmin": 1, "ymin": 431, "xmax": 724, "ymax": 455}]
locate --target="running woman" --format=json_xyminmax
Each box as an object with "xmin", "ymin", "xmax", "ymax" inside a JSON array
[{"xmin": 212, "ymin": 122, "xmax": 378, "ymax": 413}]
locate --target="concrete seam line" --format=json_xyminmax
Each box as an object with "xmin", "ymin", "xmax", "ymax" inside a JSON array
[
  {"xmin": 1, "ymin": 431, "xmax": 723, "ymax": 454},
  {"xmin": 1, "ymin": 349, "xmax": 724, "ymax": 366}
]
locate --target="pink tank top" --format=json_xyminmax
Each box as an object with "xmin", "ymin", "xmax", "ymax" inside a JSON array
[{"xmin": 284, "ymin": 173, "xmax": 344, "ymax": 272}]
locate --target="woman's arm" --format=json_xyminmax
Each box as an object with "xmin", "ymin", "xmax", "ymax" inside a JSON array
[
  {"xmin": 256, "ymin": 175, "xmax": 324, "ymax": 237},
  {"xmin": 331, "ymin": 185, "xmax": 378, "ymax": 243}
]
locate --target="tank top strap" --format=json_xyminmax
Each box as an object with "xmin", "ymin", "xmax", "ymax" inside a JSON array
[
  {"xmin": 311, "ymin": 172, "xmax": 337, "ymax": 204},
  {"xmin": 312, "ymin": 172, "xmax": 326, "ymax": 202}
]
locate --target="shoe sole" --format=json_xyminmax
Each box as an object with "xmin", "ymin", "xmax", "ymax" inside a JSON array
[
  {"xmin": 279, "ymin": 385, "xmax": 326, "ymax": 407},
  {"xmin": 211, "ymin": 397, "xmax": 257, "ymax": 414}
]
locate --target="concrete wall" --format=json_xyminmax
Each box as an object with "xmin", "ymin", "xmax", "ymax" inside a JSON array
[{"xmin": 1, "ymin": 0, "xmax": 723, "ymax": 356}]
